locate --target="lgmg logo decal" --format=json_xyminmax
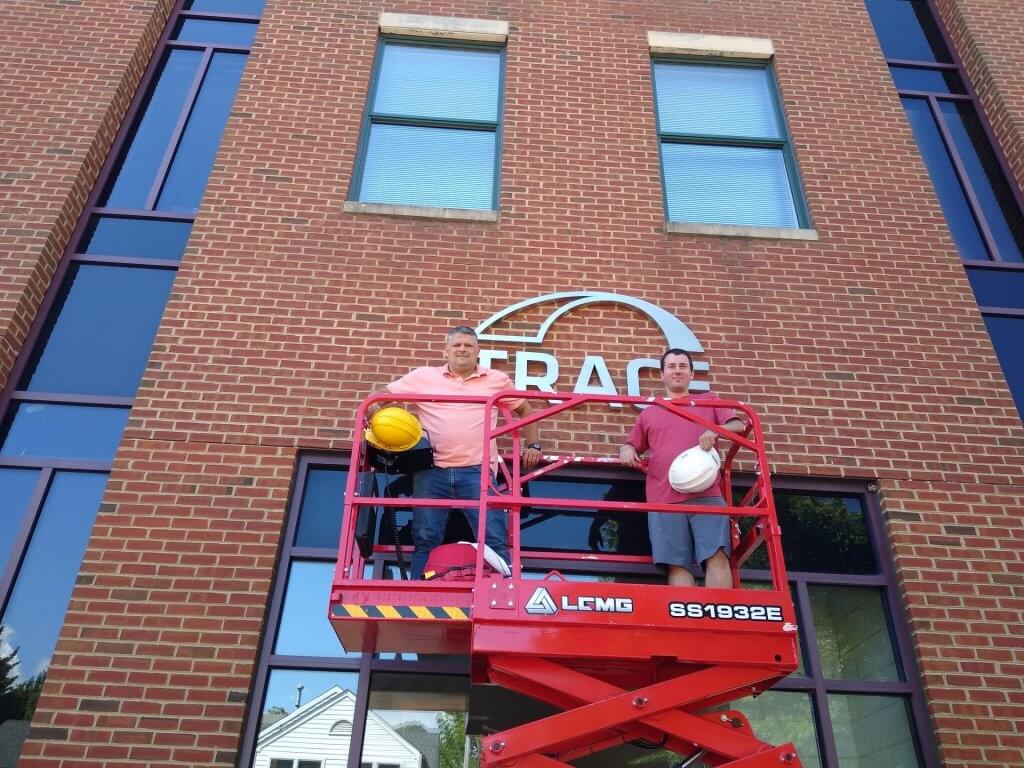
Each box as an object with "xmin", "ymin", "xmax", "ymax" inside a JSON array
[
  {"xmin": 475, "ymin": 291, "xmax": 709, "ymax": 399},
  {"xmin": 524, "ymin": 587, "xmax": 558, "ymax": 615}
]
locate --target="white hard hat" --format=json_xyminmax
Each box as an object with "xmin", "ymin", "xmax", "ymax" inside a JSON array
[{"xmin": 668, "ymin": 446, "xmax": 722, "ymax": 493}]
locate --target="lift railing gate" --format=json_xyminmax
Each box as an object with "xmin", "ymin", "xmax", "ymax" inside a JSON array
[{"xmin": 331, "ymin": 392, "xmax": 803, "ymax": 768}]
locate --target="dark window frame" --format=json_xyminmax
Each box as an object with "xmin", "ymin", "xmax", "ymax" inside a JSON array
[
  {"xmin": 0, "ymin": 0, "xmax": 260, "ymax": 464},
  {"xmin": 348, "ymin": 35, "xmax": 506, "ymax": 211},
  {"xmin": 240, "ymin": 456, "xmax": 940, "ymax": 768},
  {"xmin": 0, "ymin": 2, "xmax": 262, "ymax": 762},
  {"xmin": 869, "ymin": 0, "xmax": 1024, "ymax": 267},
  {"xmin": 650, "ymin": 55, "xmax": 812, "ymax": 229},
  {"xmin": 867, "ymin": 0, "xmax": 1024, "ymax": 415}
]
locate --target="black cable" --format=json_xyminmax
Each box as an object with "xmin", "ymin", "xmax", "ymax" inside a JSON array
[{"xmin": 380, "ymin": 456, "xmax": 408, "ymax": 580}]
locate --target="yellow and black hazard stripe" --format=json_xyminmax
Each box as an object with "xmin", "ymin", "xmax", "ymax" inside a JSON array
[{"xmin": 333, "ymin": 604, "xmax": 471, "ymax": 620}]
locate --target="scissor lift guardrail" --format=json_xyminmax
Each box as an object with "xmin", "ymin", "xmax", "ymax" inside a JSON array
[{"xmin": 330, "ymin": 392, "xmax": 803, "ymax": 767}]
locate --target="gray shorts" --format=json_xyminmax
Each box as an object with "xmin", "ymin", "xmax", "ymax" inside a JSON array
[{"xmin": 648, "ymin": 496, "xmax": 731, "ymax": 577}]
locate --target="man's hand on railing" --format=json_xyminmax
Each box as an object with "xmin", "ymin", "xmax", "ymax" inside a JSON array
[
  {"xmin": 523, "ymin": 445, "xmax": 542, "ymax": 469},
  {"xmin": 619, "ymin": 443, "xmax": 642, "ymax": 468}
]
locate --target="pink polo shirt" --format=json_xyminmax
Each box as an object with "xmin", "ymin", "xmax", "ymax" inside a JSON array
[
  {"xmin": 627, "ymin": 392, "xmax": 741, "ymax": 504},
  {"xmin": 387, "ymin": 365, "xmax": 525, "ymax": 468}
]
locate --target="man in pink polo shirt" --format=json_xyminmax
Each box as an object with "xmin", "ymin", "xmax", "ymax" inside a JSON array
[
  {"xmin": 619, "ymin": 348, "xmax": 745, "ymax": 588},
  {"xmin": 370, "ymin": 326, "xmax": 540, "ymax": 578}
]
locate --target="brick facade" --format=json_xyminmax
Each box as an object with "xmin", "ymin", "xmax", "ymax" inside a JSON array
[
  {"xmin": 936, "ymin": 0, "xmax": 1024, "ymax": 192},
  {"xmin": 5, "ymin": 1, "xmax": 1023, "ymax": 766},
  {"xmin": 0, "ymin": 0, "xmax": 172, "ymax": 389}
]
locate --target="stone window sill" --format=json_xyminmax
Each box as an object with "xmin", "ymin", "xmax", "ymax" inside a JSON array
[
  {"xmin": 665, "ymin": 221, "xmax": 819, "ymax": 241},
  {"xmin": 343, "ymin": 201, "xmax": 498, "ymax": 223}
]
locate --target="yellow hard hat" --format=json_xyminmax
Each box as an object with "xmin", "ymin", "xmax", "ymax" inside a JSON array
[{"xmin": 365, "ymin": 407, "xmax": 422, "ymax": 452}]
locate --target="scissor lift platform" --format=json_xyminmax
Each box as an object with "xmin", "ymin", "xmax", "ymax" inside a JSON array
[{"xmin": 330, "ymin": 392, "xmax": 803, "ymax": 767}]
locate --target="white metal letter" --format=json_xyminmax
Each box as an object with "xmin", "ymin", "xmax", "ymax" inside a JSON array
[{"xmin": 515, "ymin": 350, "xmax": 559, "ymax": 392}]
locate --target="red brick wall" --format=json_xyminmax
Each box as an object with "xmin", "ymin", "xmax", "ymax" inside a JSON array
[
  {"xmin": 20, "ymin": 1, "xmax": 1024, "ymax": 766},
  {"xmin": 0, "ymin": 0, "xmax": 172, "ymax": 390},
  {"xmin": 937, "ymin": 0, "xmax": 1024, "ymax": 193}
]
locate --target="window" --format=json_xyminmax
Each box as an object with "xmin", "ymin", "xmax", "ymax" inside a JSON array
[
  {"xmin": 352, "ymin": 40, "xmax": 504, "ymax": 211},
  {"xmin": 0, "ymin": 4, "xmax": 263, "ymax": 763},
  {"xmin": 241, "ymin": 455, "xmax": 472, "ymax": 767},
  {"xmin": 242, "ymin": 460, "xmax": 937, "ymax": 768},
  {"xmin": 864, "ymin": 0, "xmax": 1024, "ymax": 417},
  {"xmin": 652, "ymin": 59, "xmax": 809, "ymax": 229}
]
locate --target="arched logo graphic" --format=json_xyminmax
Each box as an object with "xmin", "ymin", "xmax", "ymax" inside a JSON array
[{"xmin": 474, "ymin": 291, "xmax": 709, "ymax": 398}]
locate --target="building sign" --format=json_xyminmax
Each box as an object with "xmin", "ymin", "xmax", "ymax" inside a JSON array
[{"xmin": 475, "ymin": 291, "xmax": 709, "ymax": 399}]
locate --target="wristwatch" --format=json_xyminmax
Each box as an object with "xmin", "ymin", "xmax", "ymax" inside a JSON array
[{"xmin": 527, "ymin": 442, "xmax": 543, "ymax": 451}]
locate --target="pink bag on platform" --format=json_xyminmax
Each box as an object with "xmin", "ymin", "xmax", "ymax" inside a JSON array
[{"xmin": 423, "ymin": 542, "xmax": 511, "ymax": 581}]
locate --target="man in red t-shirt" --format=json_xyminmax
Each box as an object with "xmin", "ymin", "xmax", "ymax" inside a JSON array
[{"xmin": 619, "ymin": 349, "xmax": 745, "ymax": 588}]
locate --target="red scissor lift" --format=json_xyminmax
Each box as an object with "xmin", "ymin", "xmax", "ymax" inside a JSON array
[{"xmin": 331, "ymin": 392, "xmax": 803, "ymax": 768}]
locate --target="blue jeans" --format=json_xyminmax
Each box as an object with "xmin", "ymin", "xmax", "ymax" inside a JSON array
[{"xmin": 410, "ymin": 465, "xmax": 508, "ymax": 579}]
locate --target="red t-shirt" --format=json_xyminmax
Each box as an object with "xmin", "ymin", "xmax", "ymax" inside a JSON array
[{"xmin": 626, "ymin": 392, "xmax": 741, "ymax": 504}]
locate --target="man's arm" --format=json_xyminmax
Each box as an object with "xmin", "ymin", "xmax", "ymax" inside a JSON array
[
  {"xmin": 366, "ymin": 390, "xmax": 400, "ymax": 417},
  {"xmin": 619, "ymin": 416, "xmax": 646, "ymax": 468},
  {"xmin": 698, "ymin": 417, "xmax": 745, "ymax": 451},
  {"xmin": 512, "ymin": 399, "xmax": 541, "ymax": 469}
]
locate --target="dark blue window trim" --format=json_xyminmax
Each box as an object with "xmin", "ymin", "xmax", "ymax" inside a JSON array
[
  {"xmin": 650, "ymin": 56, "xmax": 811, "ymax": 229},
  {"xmin": 0, "ymin": 3, "xmax": 264, "ymax": 763},
  {"xmin": 349, "ymin": 36, "xmax": 506, "ymax": 212},
  {"xmin": 864, "ymin": 0, "xmax": 1024, "ymax": 419}
]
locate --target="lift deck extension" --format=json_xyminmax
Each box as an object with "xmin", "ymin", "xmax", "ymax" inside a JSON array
[{"xmin": 330, "ymin": 392, "xmax": 803, "ymax": 768}]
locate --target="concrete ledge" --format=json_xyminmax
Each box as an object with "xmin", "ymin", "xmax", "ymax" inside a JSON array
[
  {"xmin": 379, "ymin": 12, "xmax": 508, "ymax": 42},
  {"xmin": 343, "ymin": 200, "xmax": 499, "ymax": 222},
  {"xmin": 665, "ymin": 221, "xmax": 818, "ymax": 240},
  {"xmin": 647, "ymin": 31, "xmax": 774, "ymax": 59}
]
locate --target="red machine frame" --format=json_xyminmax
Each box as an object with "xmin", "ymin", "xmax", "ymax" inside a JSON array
[{"xmin": 331, "ymin": 392, "xmax": 803, "ymax": 768}]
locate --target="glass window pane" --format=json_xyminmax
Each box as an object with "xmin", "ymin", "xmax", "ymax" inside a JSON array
[
  {"xmin": 374, "ymin": 44, "xmax": 501, "ymax": 123},
  {"xmin": 78, "ymin": 216, "xmax": 192, "ymax": 260},
  {"xmin": 662, "ymin": 143, "xmax": 798, "ymax": 227},
  {"xmin": 295, "ymin": 468, "xmax": 348, "ymax": 548},
  {"xmin": 828, "ymin": 694, "xmax": 922, "ymax": 767},
  {"xmin": 1, "ymin": 404, "xmax": 129, "ymax": 461},
  {"xmin": 158, "ymin": 52, "xmax": 248, "ymax": 212},
  {"xmin": 967, "ymin": 268, "xmax": 1024, "ymax": 309},
  {"xmin": 731, "ymin": 692, "xmax": 822, "ymax": 768},
  {"xmin": 654, "ymin": 63, "xmax": 782, "ymax": 139},
  {"xmin": 810, "ymin": 585, "xmax": 900, "ymax": 681},
  {"xmin": 359, "ymin": 124, "xmax": 496, "ymax": 210},
  {"xmin": 983, "ymin": 315, "xmax": 1024, "ymax": 416},
  {"xmin": 938, "ymin": 100, "xmax": 1024, "ymax": 262},
  {"xmin": 520, "ymin": 478, "xmax": 650, "ymax": 555},
  {"xmin": 365, "ymin": 674, "xmax": 472, "ymax": 768},
  {"xmin": 275, "ymin": 561, "xmax": 358, "ymax": 658},
  {"xmin": 900, "ymin": 96, "xmax": 990, "ymax": 260},
  {"xmin": 0, "ymin": 472, "xmax": 107, "ymax": 728},
  {"xmin": 889, "ymin": 65, "xmax": 964, "ymax": 94},
  {"xmin": 103, "ymin": 49, "xmax": 203, "ymax": 207},
  {"xmin": 255, "ymin": 669, "xmax": 359, "ymax": 763},
  {"xmin": 174, "ymin": 19, "xmax": 258, "ymax": 46},
  {"xmin": 22, "ymin": 264, "xmax": 174, "ymax": 396},
  {"xmin": 185, "ymin": 0, "xmax": 265, "ymax": 13},
  {"xmin": 864, "ymin": 0, "xmax": 952, "ymax": 63},
  {"xmin": 740, "ymin": 492, "xmax": 877, "ymax": 574},
  {"xmin": 744, "ymin": 581, "xmax": 807, "ymax": 675},
  {"xmin": 0, "ymin": 468, "xmax": 40, "ymax": 576}
]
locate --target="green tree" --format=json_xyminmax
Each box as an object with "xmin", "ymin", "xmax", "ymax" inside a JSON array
[
  {"xmin": 437, "ymin": 711, "xmax": 478, "ymax": 768},
  {"xmin": 0, "ymin": 641, "xmax": 22, "ymax": 723}
]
